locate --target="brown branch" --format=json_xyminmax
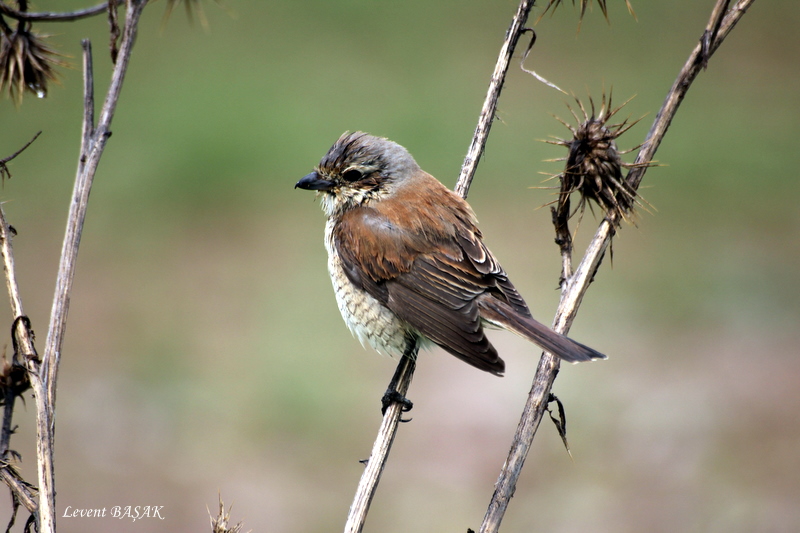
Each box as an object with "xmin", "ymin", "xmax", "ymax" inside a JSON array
[
  {"xmin": 478, "ymin": 1, "xmax": 757, "ymax": 532},
  {"xmin": 626, "ymin": 0, "xmax": 755, "ymax": 192},
  {"xmin": 0, "ymin": 146, "xmax": 40, "ymax": 521},
  {"xmin": 701, "ymin": 0, "xmax": 730, "ymax": 68},
  {"xmin": 456, "ymin": 0, "xmax": 535, "ymax": 199},
  {"xmin": 0, "ymin": 464, "xmax": 37, "ymax": 515},
  {"xmin": 0, "ymin": 0, "xmax": 121, "ymax": 22},
  {"xmin": 42, "ymin": 0, "xmax": 148, "ymax": 413},
  {"xmin": 108, "ymin": 0, "xmax": 121, "ymax": 63},
  {"xmin": 1, "ymin": 324, "xmax": 38, "ymax": 517},
  {"xmin": 1, "ymin": 373, "xmax": 35, "ymax": 521},
  {"xmin": 22, "ymin": 2, "xmax": 149, "ymax": 532},
  {"xmin": 342, "ymin": 2, "xmax": 536, "ymax": 531},
  {"xmin": 551, "ymin": 192, "xmax": 573, "ymax": 284},
  {"xmin": 344, "ymin": 355, "xmax": 415, "ymax": 533},
  {"xmin": 0, "ymin": 131, "xmax": 41, "ymax": 182}
]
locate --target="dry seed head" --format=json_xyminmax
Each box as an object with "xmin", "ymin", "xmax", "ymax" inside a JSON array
[
  {"xmin": 545, "ymin": 92, "xmax": 649, "ymax": 223},
  {"xmin": 537, "ymin": 0, "xmax": 636, "ymax": 27},
  {"xmin": 162, "ymin": 0, "xmax": 225, "ymax": 30},
  {"xmin": 0, "ymin": 22, "xmax": 67, "ymax": 105},
  {"xmin": 210, "ymin": 498, "xmax": 245, "ymax": 533}
]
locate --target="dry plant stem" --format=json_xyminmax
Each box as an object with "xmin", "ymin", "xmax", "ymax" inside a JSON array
[
  {"xmin": 480, "ymin": 230, "xmax": 608, "ymax": 533},
  {"xmin": 0, "ymin": 139, "xmax": 40, "ymax": 520},
  {"xmin": 1, "ymin": 373, "xmax": 37, "ymax": 515},
  {"xmin": 0, "ymin": 466, "xmax": 37, "ymax": 514},
  {"xmin": 344, "ymin": 3, "xmax": 536, "ymax": 531},
  {"xmin": 702, "ymin": 0, "xmax": 730, "ymax": 67},
  {"xmin": 1, "ymin": 392, "xmax": 38, "ymax": 515},
  {"xmin": 0, "ymin": 385, "xmax": 13, "ymax": 455},
  {"xmin": 0, "ymin": 202, "xmax": 39, "ymax": 515},
  {"xmin": 344, "ymin": 353, "xmax": 415, "ymax": 533},
  {"xmin": 26, "ymin": 3, "xmax": 148, "ymax": 532},
  {"xmin": 44, "ymin": 0, "xmax": 147, "ymax": 414},
  {"xmin": 552, "ymin": 195, "xmax": 573, "ymax": 283},
  {"xmin": 0, "ymin": 132, "xmax": 42, "ymax": 175},
  {"xmin": 0, "ymin": 0, "xmax": 121, "ymax": 22},
  {"xmin": 627, "ymin": 0, "xmax": 755, "ymax": 191},
  {"xmin": 0, "ymin": 208, "xmax": 35, "ymax": 354},
  {"xmin": 455, "ymin": 0, "xmax": 535, "ymax": 199},
  {"xmin": 479, "ymin": 2, "xmax": 756, "ymax": 532},
  {"xmin": 0, "ymin": 201, "xmax": 36, "ymax": 451}
]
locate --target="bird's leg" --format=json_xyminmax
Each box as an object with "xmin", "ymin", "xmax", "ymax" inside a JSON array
[{"xmin": 380, "ymin": 344, "xmax": 417, "ymax": 417}]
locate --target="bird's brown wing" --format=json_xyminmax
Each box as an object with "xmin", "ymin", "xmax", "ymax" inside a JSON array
[
  {"xmin": 334, "ymin": 205, "xmax": 529, "ymax": 375},
  {"xmin": 387, "ymin": 256, "xmax": 505, "ymax": 374}
]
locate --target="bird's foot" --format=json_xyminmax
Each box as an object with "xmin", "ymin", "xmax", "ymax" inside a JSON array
[{"xmin": 381, "ymin": 389, "xmax": 413, "ymax": 421}]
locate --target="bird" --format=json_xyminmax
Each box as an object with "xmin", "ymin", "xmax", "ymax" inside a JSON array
[{"xmin": 296, "ymin": 132, "xmax": 606, "ymax": 406}]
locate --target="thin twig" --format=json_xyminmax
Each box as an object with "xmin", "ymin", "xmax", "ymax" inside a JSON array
[
  {"xmin": 344, "ymin": 355, "xmax": 415, "ymax": 533},
  {"xmin": 0, "ymin": 0, "xmax": 121, "ymax": 22},
  {"xmin": 478, "ymin": 1, "xmax": 756, "ymax": 531},
  {"xmin": 0, "ymin": 136, "xmax": 41, "ymax": 518},
  {"xmin": 455, "ymin": 0, "xmax": 535, "ymax": 199},
  {"xmin": 627, "ymin": 0, "xmax": 755, "ymax": 191},
  {"xmin": 43, "ymin": 0, "xmax": 148, "ymax": 413},
  {"xmin": 0, "ymin": 464, "xmax": 37, "ymax": 514},
  {"xmin": 343, "ymin": 3, "xmax": 536, "ymax": 530},
  {"xmin": 551, "ymin": 191, "xmax": 573, "ymax": 284},
  {"xmin": 701, "ymin": 0, "xmax": 730, "ymax": 68},
  {"xmin": 108, "ymin": 0, "xmax": 121, "ymax": 63},
  {"xmin": 0, "ymin": 385, "xmax": 13, "ymax": 458},
  {"xmin": 80, "ymin": 40, "xmax": 95, "ymax": 160},
  {"xmin": 520, "ymin": 29, "xmax": 567, "ymax": 94},
  {"xmin": 0, "ymin": 173, "xmax": 39, "ymax": 520},
  {"xmin": 0, "ymin": 131, "xmax": 41, "ymax": 182},
  {"xmin": 0, "ymin": 199, "xmax": 38, "ymax": 392},
  {"xmin": 26, "ymin": 3, "xmax": 149, "ymax": 532}
]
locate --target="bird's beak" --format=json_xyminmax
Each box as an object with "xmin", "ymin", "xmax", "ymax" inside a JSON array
[{"xmin": 295, "ymin": 172, "xmax": 335, "ymax": 191}]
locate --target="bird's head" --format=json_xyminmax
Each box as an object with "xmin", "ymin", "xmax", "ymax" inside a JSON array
[{"xmin": 295, "ymin": 132, "xmax": 421, "ymax": 217}]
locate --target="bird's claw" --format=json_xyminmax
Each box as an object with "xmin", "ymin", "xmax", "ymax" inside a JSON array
[{"xmin": 381, "ymin": 389, "xmax": 413, "ymax": 421}]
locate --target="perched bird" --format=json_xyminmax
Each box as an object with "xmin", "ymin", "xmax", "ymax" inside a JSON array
[{"xmin": 296, "ymin": 132, "xmax": 606, "ymax": 383}]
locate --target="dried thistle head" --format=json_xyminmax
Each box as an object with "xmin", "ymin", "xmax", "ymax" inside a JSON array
[
  {"xmin": 537, "ymin": 0, "xmax": 636, "ymax": 26},
  {"xmin": 0, "ymin": 21, "xmax": 67, "ymax": 105},
  {"xmin": 545, "ymin": 91, "xmax": 650, "ymax": 223},
  {"xmin": 162, "ymin": 0, "xmax": 225, "ymax": 30},
  {"xmin": 210, "ymin": 498, "xmax": 244, "ymax": 533},
  {"xmin": 0, "ymin": 346, "xmax": 30, "ymax": 406}
]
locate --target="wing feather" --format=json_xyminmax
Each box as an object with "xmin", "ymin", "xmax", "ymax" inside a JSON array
[{"xmin": 336, "ymin": 209, "xmax": 523, "ymax": 374}]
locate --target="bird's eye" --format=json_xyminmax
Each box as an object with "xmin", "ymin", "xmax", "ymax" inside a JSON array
[{"xmin": 342, "ymin": 169, "xmax": 363, "ymax": 182}]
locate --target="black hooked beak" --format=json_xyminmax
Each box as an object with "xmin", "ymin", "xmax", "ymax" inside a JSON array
[{"xmin": 295, "ymin": 172, "xmax": 335, "ymax": 191}]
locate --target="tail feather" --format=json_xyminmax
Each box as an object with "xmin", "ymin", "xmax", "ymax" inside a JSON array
[{"xmin": 478, "ymin": 299, "xmax": 607, "ymax": 363}]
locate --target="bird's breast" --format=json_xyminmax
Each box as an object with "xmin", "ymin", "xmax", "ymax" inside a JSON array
[{"xmin": 324, "ymin": 219, "xmax": 412, "ymax": 358}]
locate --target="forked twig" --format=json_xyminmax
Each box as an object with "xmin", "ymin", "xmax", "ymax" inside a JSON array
[
  {"xmin": 456, "ymin": 0, "xmax": 536, "ymax": 199},
  {"xmin": 13, "ymin": 2, "xmax": 150, "ymax": 531},
  {"xmin": 479, "ymin": 1, "xmax": 756, "ymax": 532}
]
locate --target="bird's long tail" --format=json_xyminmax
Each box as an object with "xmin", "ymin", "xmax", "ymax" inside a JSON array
[{"xmin": 478, "ymin": 300, "xmax": 607, "ymax": 363}]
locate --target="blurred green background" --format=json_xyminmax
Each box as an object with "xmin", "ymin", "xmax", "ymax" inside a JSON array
[{"xmin": 1, "ymin": 1, "xmax": 799, "ymax": 531}]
